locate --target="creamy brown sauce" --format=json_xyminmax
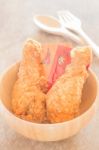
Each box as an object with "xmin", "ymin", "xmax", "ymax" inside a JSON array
[{"xmin": 37, "ymin": 16, "xmax": 60, "ymax": 28}]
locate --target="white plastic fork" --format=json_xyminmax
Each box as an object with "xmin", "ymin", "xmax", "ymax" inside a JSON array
[{"xmin": 58, "ymin": 10, "xmax": 99, "ymax": 57}]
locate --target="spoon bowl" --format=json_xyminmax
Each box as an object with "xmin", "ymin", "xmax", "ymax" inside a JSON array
[{"xmin": 34, "ymin": 15, "xmax": 62, "ymax": 34}]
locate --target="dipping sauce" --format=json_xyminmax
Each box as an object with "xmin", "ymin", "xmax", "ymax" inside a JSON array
[{"xmin": 36, "ymin": 16, "xmax": 61, "ymax": 28}]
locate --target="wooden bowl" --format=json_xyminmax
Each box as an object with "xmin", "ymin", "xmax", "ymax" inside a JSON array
[{"xmin": 0, "ymin": 62, "xmax": 98, "ymax": 141}]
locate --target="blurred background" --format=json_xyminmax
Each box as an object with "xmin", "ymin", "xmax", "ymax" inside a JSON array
[{"xmin": 0, "ymin": 0, "xmax": 99, "ymax": 150}]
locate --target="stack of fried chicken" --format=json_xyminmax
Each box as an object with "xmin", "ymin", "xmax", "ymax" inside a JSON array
[{"xmin": 12, "ymin": 40, "xmax": 92, "ymax": 123}]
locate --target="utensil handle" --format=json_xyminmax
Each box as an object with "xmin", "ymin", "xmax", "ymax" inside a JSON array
[
  {"xmin": 61, "ymin": 28, "xmax": 83, "ymax": 44},
  {"xmin": 78, "ymin": 29, "xmax": 99, "ymax": 57}
]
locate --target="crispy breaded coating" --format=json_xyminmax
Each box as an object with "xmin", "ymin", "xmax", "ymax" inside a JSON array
[
  {"xmin": 46, "ymin": 47, "xmax": 92, "ymax": 123},
  {"xmin": 12, "ymin": 40, "xmax": 46, "ymax": 123}
]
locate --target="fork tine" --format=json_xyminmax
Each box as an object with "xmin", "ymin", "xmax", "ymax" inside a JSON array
[
  {"xmin": 58, "ymin": 10, "xmax": 81, "ymax": 25},
  {"xmin": 58, "ymin": 12, "xmax": 71, "ymax": 23},
  {"xmin": 58, "ymin": 14, "xmax": 66, "ymax": 25},
  {"xmin": 58, "ymin": 12, "xmax": 77, "ymax": 26},
  {"xmin": 58, "ymin": 13, "xmax": 66, "ymax": 24},
  {"xmin": 62, "ymin": 14, "xmax": 70, "ymax": 23},
  {"xmin": 58, "ymin": 14, "xmax": 64, "ymax": 24},
  {"xmin": 64, "ymin": 11, "xmax": 81, "ymax": 24},
  {"xmin": 66, "ymin": 11, "xmax": 79, "ymax": 20},
  {"xmin": 63, "ymin": 13, "xmax": 73, "ymax": 22}
]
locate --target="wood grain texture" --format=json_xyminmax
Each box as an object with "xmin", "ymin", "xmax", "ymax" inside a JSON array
[{"xmin": 0, "ymin": 0, "xmax": 99, "ymax": 149}]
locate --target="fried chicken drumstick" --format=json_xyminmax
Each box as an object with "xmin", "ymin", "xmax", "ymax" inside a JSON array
[
  {"xmin": 12, "ymin": 40, "xmax": 46, "ymax": 123},
  {"xmin": 46, "ymin": 47, "xmax": 92, "ymax": 123}
]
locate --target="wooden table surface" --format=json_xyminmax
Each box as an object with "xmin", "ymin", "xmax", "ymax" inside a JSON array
[{"xmin": 0, "ymin": 0, "xmax": 99, "ymax": 150}]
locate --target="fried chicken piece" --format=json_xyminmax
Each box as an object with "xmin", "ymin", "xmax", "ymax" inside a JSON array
[
  {"xmin": 12, "ymin": 40, "xmax": 47, "ymax": 123},
  {"xmin": 46, "ymin": 46, "xmax": 92, "ymax": 123}
]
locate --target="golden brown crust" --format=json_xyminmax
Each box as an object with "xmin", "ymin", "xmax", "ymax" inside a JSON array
[
  {"xmin": 12, "ymin": 40, "xmax": 47, "ymax": 123},
  {"xmin": 46, "ymin": 47, "xmax": 92, "ymax": 123}
]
